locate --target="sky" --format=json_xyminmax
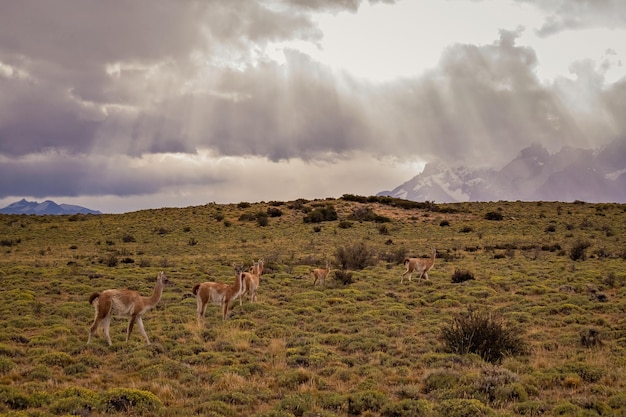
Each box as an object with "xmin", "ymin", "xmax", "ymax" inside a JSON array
[{"xmin": 0, "ymin": 0, "xmax": 625, "ymax": 213}]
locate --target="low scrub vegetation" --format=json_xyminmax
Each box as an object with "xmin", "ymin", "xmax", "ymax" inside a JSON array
[{"xmin": 0, "ymin": 198, "xmax": 624, "ymax": 416}]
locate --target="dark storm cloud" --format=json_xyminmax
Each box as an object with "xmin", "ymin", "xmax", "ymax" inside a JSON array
[
  {"xmin": 0, "ymin": 153, "xmax": 225, "ymax": 198},
  {"xmin": 0, "ymin": 0, "xmax": 325, "ymax": 158},
  {"xmin": 0, "ymin": 0, "xmax": 624, "ymax": 203}
]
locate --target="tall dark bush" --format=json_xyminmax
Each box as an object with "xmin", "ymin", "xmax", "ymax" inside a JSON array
[
  {"xmin": 335, "ymin": 241, "xmax": 376, "ymax": 270},
  {"xmin": 440, "ymin": 309, "xmax": 529, "ymax": 363},
  {"xmin": 569, "ymin": 239, "xmax": 591, "ymax": 261}
]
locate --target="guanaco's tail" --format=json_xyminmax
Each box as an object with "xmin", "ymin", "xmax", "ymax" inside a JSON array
[
  {"xmin": 88, "ymin": 292, "xmax": 100, "ymax": 305},
  {"xmin": 403, "ymin": 258, "xmax": 410, "ymax": 265},
  {"xmin": 192, "ymin": 284, "xmax": 200, "ymax": 296}
]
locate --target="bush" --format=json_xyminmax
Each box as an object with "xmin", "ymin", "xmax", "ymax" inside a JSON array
[
  {"xmin": 381, "ymin": 399, "xmax": 431, "ymax": 417},
  {"xmin": 335, "ymin": 241, "xmax": 376, "ymax": 270},
  {"xmin": 570, "ymin": 239, "xmax": 591, "ymax": 261},
  {"xmin": 279, "ymin": 393, "xmax": 313, "ymax": 417},
  {"xmin": 49, "ymin": 387, "xmax": 100, "ymax": 415},
  {"xmin": 303, "ymin": 205, "xmax": 338, "ymax": 223},
  {"xmin": 485, "ymin": 211, "xmax": 503, "ymax": 221},
  {"xmin": 347, "ymin": 390, "xmax": 388, "ymax": 415},
  {"xmin": 451, "ymin": 269, "xmax": 475, "ymax": 283},
  {"xmin": 440, "ymin": 308, "xmax": 529, "ymax": 363},
  {"xmin": 338, "ymin": 220, "xmax": 353, "ymax": 229},
  {"xmin": 38, "ymin": 352, "xmax": 75, "ymax": 367},
  {"xmin": 0, "ymin": 386, "xmax": 32, "ymax": 410},
  {"xmin": 238, "ymin": 213, "xmax": 256, "ymax": 222},
  {"xmin": 334, "ymin": 269, "xmax": 354, "ymax": 285},
  {"xmin": 256, "ymin": 212, "xmax": 269, "ymax": 227},
  {"xmin": 434, "ymin": 399, "xmax": 493, "ymax": 417},
  {"xmin": 0, "ymin": 357, "xmax": 16, "ymax": 374},
  {"xmin": 267, "ymin": 207, "xmax": 283, "ymax": 217},
  {"xmin": 580, "ymin": 328, "xmax": 603, "ymax": 348},
  {"xmin": 102, "ymin": 388, "xmax": 163, "ymax": 415}
]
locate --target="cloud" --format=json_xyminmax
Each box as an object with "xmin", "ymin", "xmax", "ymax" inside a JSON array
[{"xmin": 0, "ymin": 0, "xmax": 624, "ymax": 209}]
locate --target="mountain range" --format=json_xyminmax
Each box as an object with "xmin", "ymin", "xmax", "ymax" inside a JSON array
[
  {"xmin": 378, "ymin": 138, "xmax": 626, "ymax": 203},
  {"xmin": 0, "ymin": 199, "xmax": 102, "ymax": 215}
]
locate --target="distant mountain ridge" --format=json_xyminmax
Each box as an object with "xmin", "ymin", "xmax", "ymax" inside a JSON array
[
  {"xmin": 0, "ymin": 199, "xmax": 102, "ymax": 215},
  {"xmin": 378, "ymin": 138, "xmax": 626, "ymax": 203}
]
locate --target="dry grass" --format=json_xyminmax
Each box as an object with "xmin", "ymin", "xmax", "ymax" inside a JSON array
[{"xmin": 0, "ymin": 197, "xmax": 624, "ymax": 416}]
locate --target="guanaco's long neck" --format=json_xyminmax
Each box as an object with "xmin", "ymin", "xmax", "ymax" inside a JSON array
[
  {"xmin": 235, "ymin": 272, "xmax": 245, "ymax": 295},
  {"xmin": 145, "ymin": 280, "xmax": 165, "ymax": 307}
]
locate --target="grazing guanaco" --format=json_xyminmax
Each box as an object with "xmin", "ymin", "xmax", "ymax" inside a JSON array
[
  {"xmin": 312, "ymin": 261, "xmax": 331, "ymax": 286},
  {"xmin": 401, "ymin": 248, "xmax": 436, "ymax": 284},
  {"xmin": 87, "ymin": 271, "xmax": 169, "ymax": 346},
  {"xmin": 193, "ymin": 265, "xmax": 246, "ymax": 321}
]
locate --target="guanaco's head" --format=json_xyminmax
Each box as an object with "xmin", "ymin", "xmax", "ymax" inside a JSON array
[{"xmin": 157, "ymin": 271, "xmax": 170, "ymax": 285}]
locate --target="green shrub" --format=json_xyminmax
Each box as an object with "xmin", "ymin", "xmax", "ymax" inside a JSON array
[
  {"xmin": 422, "ymin": 369, "xmax": 461, "ymax": 393},
  {"xmin": 278, "ymin": 369, "xmax": 312, "ymax": 390},
  {"xmin": 49, "ymin": 387, "xmax": 100, "ymax": 415},
  {"xmin": 608, "ymin": 392, "xmax": 626, "ymax": 409},
  {"xmin": 0, "ymin": 357, "xmax": 16, "ymax": 374},
  {"xmin": 473, "ymin": 366, "xmax": 523, "ymax": 404},
  {"xmin": 193, "ymin": 400, "xmax": 238, "ymax": 416},
  {"xmin": 440, "ymin": 308, "xmax": 529, "ymax": 363},
  {"xmin": 347, "ymin": 390, "xmax": 388, "ymax": 415},
  {"xmin": 102, "ymin": 388, "xmax": 163, "ymax": 415},
  {"xmin": 512, "ymin": 400, "xmax": 549, "ymax": 415},
  {"xmin": 434, "ymin": 399, "xmax": 493, "ymax": 417},
  {"xmin": 38, "ymin": 352, "xmax": 75, "ymax": 367},
  {"xmin": 381, "ymin": 399, "xmax": 431, "ymax": 417},
  {"xmin": 551, "ymin": 401, "xmax": 580, "ymax": 415},
  {"xmin": 0, "ymin": 386, "xmax": 31, "ymax": 410},
  {"xmin": 279, "ymin": 393, "xmax": 313, "ymax": 417},
  {"xmin": 560, "ymin": 362, "xmax": 605, "ymax": 383}
]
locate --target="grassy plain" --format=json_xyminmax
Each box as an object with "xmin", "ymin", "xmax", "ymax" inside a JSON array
[{"xmin": 0, "ymin": 197, "xmax": 624, "ymax": 416}]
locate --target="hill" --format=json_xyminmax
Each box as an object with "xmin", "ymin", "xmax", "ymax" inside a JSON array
[{"xmin": 0, "ymin": 197, "xmax": 624, "ymax": 416}]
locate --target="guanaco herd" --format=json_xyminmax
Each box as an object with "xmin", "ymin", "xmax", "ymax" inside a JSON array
[{"xmin": 88, "ymin": 250, "xmax": 437, "ymax": 345}]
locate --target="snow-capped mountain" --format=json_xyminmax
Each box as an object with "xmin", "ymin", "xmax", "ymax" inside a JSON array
[
  {"xmin": 0, "ymin": 199, "xmax": 102, "ymax": 215},
  {"xmin": 378, "ymin": 138, "xmax": 626, "ymax": 203}
]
